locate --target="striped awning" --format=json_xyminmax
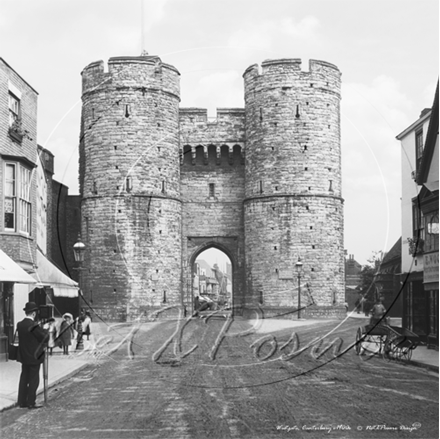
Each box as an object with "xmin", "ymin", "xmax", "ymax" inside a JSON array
[
  {"xmin": 0, "ymin": 249, "xmax": 37, "ymax": 284},
  {"xmin": 30, "ymin": 250, "xmax": 79, "ymax": 298}
]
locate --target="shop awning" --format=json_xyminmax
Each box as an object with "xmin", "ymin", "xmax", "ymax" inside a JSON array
[
  {"xmin": 0, "ymin": 249, "xmax": 37, "ymax": 284},
  {"xmin": 31, "ymin": 250, "xmax": 79, "ymax": 298}
]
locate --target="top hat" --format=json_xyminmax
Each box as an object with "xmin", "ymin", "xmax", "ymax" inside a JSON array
[{"xmin": 23, "ymin": 302, "xmax": 38, "ymax": 313}]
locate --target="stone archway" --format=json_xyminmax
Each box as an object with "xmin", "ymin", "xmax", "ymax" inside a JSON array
[
  {"xmin": 193, "ymin": 247, "xmax": 233, "ymax": 313},
  {"xmin": 184, "ymin": 237, "xmax": 244, "ymax": 315}
]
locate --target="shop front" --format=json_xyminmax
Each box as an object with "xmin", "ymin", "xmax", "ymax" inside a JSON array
[
  {"xmin": 424, "ymin": 251, "xmax": 439, "ymax": 349},
  {"xmin": 0, "ymin": 249, "xmax": 37, "ymax": 361},
  {"xmin": 29, "ymin": 250, "xmax": 79, "ymax": 320}
]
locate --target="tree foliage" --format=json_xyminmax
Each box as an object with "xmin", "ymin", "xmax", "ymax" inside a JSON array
[{"xmin": 359, "ymin": 251, "xmax": 383, "ymax": 301}]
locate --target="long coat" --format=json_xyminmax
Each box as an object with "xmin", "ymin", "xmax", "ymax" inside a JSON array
[
  {"xmin": 17, "ymin": 318, "xmax": 48, "ymax": 365},
  {"xmin": 57, "ymin": 320, "xmax": 74, "ymax": 347}
]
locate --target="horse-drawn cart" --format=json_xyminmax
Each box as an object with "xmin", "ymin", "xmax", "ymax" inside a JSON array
[{"xmin": 355, "ymin": 321, "xmax": 419, "ymax": 362}]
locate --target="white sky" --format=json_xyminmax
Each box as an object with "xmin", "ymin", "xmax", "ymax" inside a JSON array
[
  {"xmin": 196, "ymin": 248, "xmax": 231, "ymax": 274},
  {"xmin": 1, "ymin": 0, "xmax": 438, "ymax": 265}
]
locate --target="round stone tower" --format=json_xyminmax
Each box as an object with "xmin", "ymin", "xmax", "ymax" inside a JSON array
[
  {"xmin": 79, "ymin": 55, "xmax": 181, "ymax": 320},
  {"xmin": 243, "ymin": 59, "xmax": 344, "ymax": 316}
]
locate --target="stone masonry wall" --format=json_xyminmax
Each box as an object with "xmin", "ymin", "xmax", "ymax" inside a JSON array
[
  {"xmin": 243, "ymin": 59, "xmax": 345, "ymax": 314},
  {"xmin": 180, "ymin": 108, "xmax": 246, "ymax": 313},
  {"xmin": 78, "ymin": 56, "xmax": 345, "ymax": 320},
  {"xmin": 79, "ymin": 56, "xmax": 181, "ymax": 320}
]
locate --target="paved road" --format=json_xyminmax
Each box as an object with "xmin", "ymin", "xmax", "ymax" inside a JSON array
[{"xmin": 0, "ymin": 317, "xmax": 438, "ymax": 438}]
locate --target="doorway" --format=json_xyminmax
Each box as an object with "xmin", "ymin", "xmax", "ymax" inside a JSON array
[{"xmin": 193, "ymin": 248, "xmax": 233, "ymax": 313}]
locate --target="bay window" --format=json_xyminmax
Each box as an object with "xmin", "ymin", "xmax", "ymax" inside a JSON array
[
  {"xmin": 3, "ymin": 162, "xmax": 32, "ymax": 234},
  {"xmin": 4, "ymin": 164, "xmax": 16, "ymax": 230}
]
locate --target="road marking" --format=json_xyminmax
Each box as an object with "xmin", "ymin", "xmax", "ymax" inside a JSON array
[
  {"xmin": 386, "ymin": 379, "xmax": 437, "ymax": 383},
  {"xmin": 364, "ymin": 384, "xmax": 438, "ymax": 404}
]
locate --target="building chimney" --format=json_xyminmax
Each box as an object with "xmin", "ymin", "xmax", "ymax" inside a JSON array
[{"xmin": 420, "ymin": 108, "xmax": 431, "ymax": 118}]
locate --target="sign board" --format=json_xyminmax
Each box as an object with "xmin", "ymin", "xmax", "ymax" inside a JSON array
[
  {"xmin": 36, "ymin": 164, "xmax": 47, "ymax": 255},
  {"xmin": 424, "ymin": 252, "xmax": 439, "ymax": 284},
  {"xmin": 278, "ymin": 270, "xmax": 293, "ymax": 280}
]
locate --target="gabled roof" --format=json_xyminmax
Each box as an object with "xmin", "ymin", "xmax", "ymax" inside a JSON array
[
  {"xmin": 417, "ymin": 80, "xmax": 439, "ymax": 185},
  {"xmin": 381, "ymin": 237, "xmax": 401, "ymax": 265},
  {"xmin": 0, "ymin": 58, "xmax": 39, "ymax": 95},
  {"xmin": 396, "ymin": 108, "xmax": 432, "ymax": 140}
]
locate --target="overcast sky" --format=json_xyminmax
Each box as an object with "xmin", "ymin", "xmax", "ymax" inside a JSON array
[{"xmin": 1, "ymin": 0, "xmax": 438, "ymax": 265}]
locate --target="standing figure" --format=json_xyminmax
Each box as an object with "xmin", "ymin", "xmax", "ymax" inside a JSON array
[
  {"xmin": 75, "ymin": 314, "xmax": 84, "ymax": 351},
  {"xmin": 82, "ymin": 312, "xmax": 92, "ymax": 340},
  {"xmin": 57, "ymin": 314, "xmax": 74, "ymax": 355},
  {"xmin": 369, "ymin": 298, "xmax": 387, "ymax": 326},
  {"xmin": 16, "ymin": 302, "xmax": 48, "ymax": 409},
  {"xmin": 43, "ymin": 318, "xmax": 57, "ymax": 356}
]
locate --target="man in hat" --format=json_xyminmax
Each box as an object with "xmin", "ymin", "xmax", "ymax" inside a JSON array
[{"xmin": 16, "ymin": 302, "xmax": 48, "ymax": 409}]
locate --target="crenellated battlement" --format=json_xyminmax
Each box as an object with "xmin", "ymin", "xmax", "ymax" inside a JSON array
[
  {"xmin": 179, "ymin": 107, "xmax": 245, "ymax": 123},
  {"xmin": 81, "ymin": 55, "xmax": 180, "ymax": 98},
  {"xmin": 181, "ymin": 143, "xmax": 244, "ymax": 167},
  {"xmin": 243, "ymin": 58, "xmax": 340, "ymax": 77},
  {"xmin": 243, "ymin": 58, "xmax": 341, "ymax": 97},
  {"xmin": 180, "ymin": 108, "xmax": 245, "ymax": 146}
]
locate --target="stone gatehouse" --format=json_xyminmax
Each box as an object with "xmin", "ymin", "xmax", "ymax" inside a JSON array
[{"xmin": 78, "ymin": 55, "xmax": 345, "ymax": 321}]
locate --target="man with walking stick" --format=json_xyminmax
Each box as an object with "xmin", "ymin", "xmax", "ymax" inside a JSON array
[{"xmin": 16, "ymin": 302, "xmax": 49, "ymax": 409}]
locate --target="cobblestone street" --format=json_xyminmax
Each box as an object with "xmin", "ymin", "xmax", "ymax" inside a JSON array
[{"xmin": 0, "ymin": 317, "xmax": 438, "ymax": 438}]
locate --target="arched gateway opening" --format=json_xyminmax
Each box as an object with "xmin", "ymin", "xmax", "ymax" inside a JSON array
[{"xmin": 192, "ymin": 247, "xmax": 233, "ymax": 314}]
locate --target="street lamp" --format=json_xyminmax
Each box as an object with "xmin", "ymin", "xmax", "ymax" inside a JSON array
[
  {"xmin": 73, "ymin": 234, "xmax": 86, "ymax": 263},
  {"xmin": 73, "ymin": 234, "xmax": 87, "ymax": 308},
  {"xmin": 295, "ymin": 257, "xmax": 303, "ymax": 319}
]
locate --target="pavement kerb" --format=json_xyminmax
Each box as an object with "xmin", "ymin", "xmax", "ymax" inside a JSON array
[
  {"xmin": 406, "ymin": 359, "xmax": 439, "ymax": 373},
  {"xmin": 0, "ymin": 361, "xmax": 90, "ymax": 413},
  {"xmin": 347, "ymin": 314, "xmax": 439, "ymax": 373}
]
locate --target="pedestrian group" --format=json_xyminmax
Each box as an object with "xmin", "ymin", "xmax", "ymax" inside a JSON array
[{"xmin": 14, "ymin": 303, "xmax": 92, "ymax": 409}]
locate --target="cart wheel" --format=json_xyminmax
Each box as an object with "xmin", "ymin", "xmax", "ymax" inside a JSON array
[
  {"xmin": 384, "ymin": 339, "xmax": 401, "ymax": 361},
  {"xmin": 383, "ymin": 339, "xmax": 392, "ymax": 361},
  {"xmin": 355, "ymin": 328, "xmax": 363, "ymax": 355},
  {"xmin": 401, "ymin": 347, "xmax": 412, "ymax": 362}
]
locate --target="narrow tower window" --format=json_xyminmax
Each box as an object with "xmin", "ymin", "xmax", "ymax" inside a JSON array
[
  {"xmin": 162, "ymin": 181, "xmax": 166, "ymax": 193},
  {"xmin": 209, "ymin": 183, "xmax": 215, "ymax": 198},
  {"xmin": 259, "ymin": 181, "xmax": 263, "ymax": 194},
  {"xmin": 295, "ymin": 105, "xmax": 300, "ymax": 118},
  {"xmin": 126, "ymin": 177, "xmax": 132, "ymax": 192},
  {"xmin": 125, "ymin": 105, "xmax": 130, "ymax": 118}
]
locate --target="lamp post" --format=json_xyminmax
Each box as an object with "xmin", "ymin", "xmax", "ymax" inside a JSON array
[
  {"xmin": 73, "ymin": 234, "xmax": 87, "ymax": 312},
  {"xmin": 295, "ymin": 257, "xmax": 303, "ymax": 320}
]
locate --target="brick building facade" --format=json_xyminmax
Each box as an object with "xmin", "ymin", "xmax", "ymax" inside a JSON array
[
  {"xmin": 0, "ymin": 58, "xmax": 39, "ymax": 358},
  {"xmin": 79, "ymin": 55, "xmax": 345, "ymax": 321},
  {"xmin": 0, "ymin": 59, "xmax": 79, "ymax": 360}
]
